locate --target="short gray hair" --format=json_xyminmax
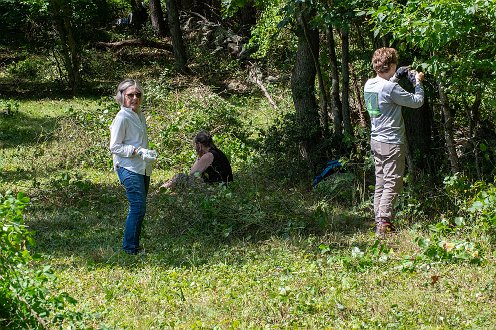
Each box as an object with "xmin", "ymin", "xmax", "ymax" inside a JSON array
[{"xmin": 115, "ymin": 79, "xmax": 144, "ymax": 105}]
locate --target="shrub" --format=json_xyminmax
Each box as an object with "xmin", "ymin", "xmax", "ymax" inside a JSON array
[
  {"xmin": 313, "ymin": 172, "xmax": 356, "ymax": 206},
  {"xmin": 0, "ymin": 191, "xmax": 83, "ymax": 329}
]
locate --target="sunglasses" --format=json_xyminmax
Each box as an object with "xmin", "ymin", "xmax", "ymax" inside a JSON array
[{"xmin": 125, "ymin": 93, "xmax": 142, "ymax": 98}]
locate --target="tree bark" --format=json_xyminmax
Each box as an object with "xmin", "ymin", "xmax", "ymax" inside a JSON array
[
  {"xmin": 95, "ymin": 39, "xmax": 173, "ymax": 51},
  {"xmin": 340, "ymin": 27, "xmax": 352, "ymax": 136},
  {"xmin": 149, "ymin": 0, "xmax": 167, "ymax": 37},
  {"xmin": 299, "ymin": 11, "xmax": 329, "ymax": 139},
  {"xmin": 463, "ymin": 90, "xmax": 482, "ymax": 177},
  {"xmin": 291, "ymin": 12, "xmax": 322, "ymax": 168},
  {"xmin": 438, "ymin": 80, "xmax": 459, "ymax": 173},
  {"xmin": 325, "ymin": 27, "xmax": 343, "ymax": 137},
  {"xmin": 402, "ymin": 93, "xmax": 432, "ymax": 174},
  {"xmin": 50, "ymin": 0, "xmax": 81, "ymax": 94},
  {"xmin": 166, "ymin": 0, "xmax": 188, "ymax": 72},
  {"xmin": 349, "ymin": 63, "xmax": 367, "ymax": 128}
]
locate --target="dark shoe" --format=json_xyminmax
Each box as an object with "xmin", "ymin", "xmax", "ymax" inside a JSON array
[
  {"xmin": 123, "ymin": 245, "xmax": 145, "ymax": 256},
  {"xmin": 375, "ymin": 221, "xmax": 395, "ymax": 237}
]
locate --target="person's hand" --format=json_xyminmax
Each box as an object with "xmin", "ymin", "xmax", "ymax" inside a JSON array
[
  {"xmin": 394, "ymin": 66, "xmax": 409, "ymax": 79},
  {"xmin": 408, "ymin": 71, "xmax": 424, "ymax": 85},
  {"xmin": 415, "ymin": 71, "xmax": 425, "ymax": 84},
  {"xmin": 137, "ymin": 147, "xmax": 158, "ymax": 162}
]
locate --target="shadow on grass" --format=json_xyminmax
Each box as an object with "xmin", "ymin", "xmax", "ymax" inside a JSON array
[
  {"xmin": 0, "ymin": 111, "xmax": 60, "ymax": 148},
  {"xmin": 24, "ymin": 167, "xmax": 371, "ymax": 270},
  {"xmin": 0, "ymin": 80, "xmax": 118, "ymax": 101}
]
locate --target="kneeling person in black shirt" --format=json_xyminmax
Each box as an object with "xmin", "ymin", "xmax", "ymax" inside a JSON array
[{"xmin": 162, "ymin": 131, "xmax": 233, "ymax": 189}]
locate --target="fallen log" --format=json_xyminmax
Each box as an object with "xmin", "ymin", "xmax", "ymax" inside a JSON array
[{"xmin": 95, "ymin": 39, "xmax": 173, "ymax": 52}]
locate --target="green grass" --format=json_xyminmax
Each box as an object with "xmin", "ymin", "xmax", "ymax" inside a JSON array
[{"xmin": 1, "ymin": 86, "xmax": 496, "ymax": 329}]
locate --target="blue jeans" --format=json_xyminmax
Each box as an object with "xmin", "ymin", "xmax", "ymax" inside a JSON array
[{"xmin": 117, "ymin": 167, "xmax": 150, "ymax": 254}]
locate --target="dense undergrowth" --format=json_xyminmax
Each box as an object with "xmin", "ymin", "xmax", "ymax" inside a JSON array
[{"xmin": 1, "ymin": 25, "xmax": 496, "ymax": 329}]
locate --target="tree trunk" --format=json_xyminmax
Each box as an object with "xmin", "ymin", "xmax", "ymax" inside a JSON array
[
  {"xmin": 325, "ymin": 27, "xmax": 343, "ymax": 137},
  {"xmin": 150, "ymin": 0, "xmax": 167, "ymax": 37},
  {"xmin": 50, "ymin": 0, "xmax": 81, "ymax": 94},
  {"xmin": 463, "ymin": 90, "xmax": 482, "ymax": 177},
  {"xmin": 349, "ymin": 63, "xmax": 367, "ymax": 128},
  {"xmin": 129, "ymin": 0, "xmax": 147, "ymax": 29},
  {"xmin": 340, "ymin": 27, "xmax": 352, "ymax": 136},
  {"xmin": 291, "ymin": 12, "xmax": 322, "ymax": 169},
  {"xmin": 402, "ymin": 95, "xmax": 432, "ymax": 175},
  {"xmin": 166, "ymin": 0, "xmax": 188, "ymax": 72},
  {"xmin": 438, "ymin": 80, "xmax": 459, "ymax": 173},
  {"xmin": 299, "ymin": 11, "xmax": 329, "ymax": 139}
]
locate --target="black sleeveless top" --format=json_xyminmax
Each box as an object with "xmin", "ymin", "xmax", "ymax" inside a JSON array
[{"xmin": 202, "ymin": 148, "xmax": 233, "ymax": 184}]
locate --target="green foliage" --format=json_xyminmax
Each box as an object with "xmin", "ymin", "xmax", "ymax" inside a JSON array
[
  {"xmin": 366, "ymin": 0, "xmax": 496, "ymax": 91},
  {"xmin": 247, "ymin": 1, "xmax": 293, "ymax": 60},
  {"xmin": 322, "ymin": 240, "xmax": 392, "ymax": 272},
  {"xmin": 152, "ymin": 172, "xmax": 326, "ymax": 242},
  {"xmin": 0, "ymin": 191, "xmax": 83, "ymax": 329},
  {"xmin": 64, "ymin": 99, "xmax": 115, "ymax": 170},
  {"xmin": 313, "ymin": 172, "xmax": 356, "ymax": 206},
  {"xmin": 407, "ymin": 233, "xmax": 482, "ymax": 267},
  {"xmin": 402, "ymin": 175, "xmax": 496, "ymax": 268},
  {"xmin": 4, "ymin": 56, "xmax": 60, "ymax": 83},
  {"xmin": 256, "ymin": 111, "xmax": 320, "ymax": 182},
  {"xmin": 163, "ymin": 183, "xmax": 266, "ymax": 239},
  {"xmin": 155, "ymin": 90, "xmax": 254, "ymax": 170},
  {"xmin": 0, "ymin": 99, "xmax": 20, "ymax": 115},
  {"xmin": 221, "ymin": 0, "xmax": 295, "ymax": 65},
  {"xmin": 6, "ymin": 57, "xmax": 43, "ymax": 78},
  {"xmin": 467, "ymin": 182, "xmax": 496, "ymax": 235}
]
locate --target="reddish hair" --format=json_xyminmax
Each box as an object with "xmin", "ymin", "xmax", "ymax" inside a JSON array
[{"xmin": 372, "ymin": 47, "xmax": 398, "ymax": 73}]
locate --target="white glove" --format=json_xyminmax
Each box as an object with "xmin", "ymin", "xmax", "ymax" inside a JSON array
[{"xmin": 137, "ymin": 147, "xmax": 158, "ymax": 162}]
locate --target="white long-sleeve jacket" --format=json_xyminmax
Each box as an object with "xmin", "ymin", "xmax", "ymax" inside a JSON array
[{"xmin": 109, "ymin": 106, "xmax": 152, "ymax": 175}]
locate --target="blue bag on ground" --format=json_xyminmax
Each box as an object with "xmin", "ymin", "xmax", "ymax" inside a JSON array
[{"xmin": 312, "ymin": 159, "xmax": 342, "ymax": 187}]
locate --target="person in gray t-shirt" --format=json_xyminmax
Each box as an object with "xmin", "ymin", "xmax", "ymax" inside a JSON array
[{"xmin": 364, "ymin": 47, "xmax": 424, "ymax": 236}]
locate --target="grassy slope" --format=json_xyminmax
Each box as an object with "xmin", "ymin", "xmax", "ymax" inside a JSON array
[{"xmin": 1, "ymin": 52, "xmax": 495, "ymax": 328}]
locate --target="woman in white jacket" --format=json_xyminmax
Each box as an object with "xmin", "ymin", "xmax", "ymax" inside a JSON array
[{"xmin": 110, "ymin": 79, "xmax": 157, "ymax": 255}]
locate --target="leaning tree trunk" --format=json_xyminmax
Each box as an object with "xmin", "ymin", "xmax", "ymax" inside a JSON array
[
  {"xmin": 340, "ymin": 27, "xmax": 352, "ymax": 137},
  {"xmin": 50, "ymin": 0, "xmax": 81, "ymax": 94},
  {"xmin": 325, "ymin": 27, "xmax": 343, "ymax": 137},
  {"xmin": 150, "ymin": 0, "xmax": 167, "ymax": 37},
  {"xmin": 166, "ymin": 0, "xmax": 188, "ymax": 72},
  {"xmin": 291, "ymin": 12, "xmax": 322, "ymax": 169},
  {"xmin": 438, "ymin": 80, "xmax": 459, "ymax": 173}
]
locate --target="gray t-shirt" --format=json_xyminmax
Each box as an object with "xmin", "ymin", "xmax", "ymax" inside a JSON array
[{"xmin": 364, "ymin": 76, "xmax": 424, "ymax": 144}]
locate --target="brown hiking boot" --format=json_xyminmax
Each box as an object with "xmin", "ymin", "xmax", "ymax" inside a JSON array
[{"xmin": 375, "ymin": 221, "xmax": 395, "ymax": 237}]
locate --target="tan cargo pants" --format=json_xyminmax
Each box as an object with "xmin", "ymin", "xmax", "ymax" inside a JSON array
[{"xmin": 371, "ymin": 139, "xmax": 406, "ymax": 223}]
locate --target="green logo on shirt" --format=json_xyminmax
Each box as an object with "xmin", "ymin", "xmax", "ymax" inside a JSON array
[{"xmin": 365, "ymin": 92, "xmax": 381, "ymax": 118}]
